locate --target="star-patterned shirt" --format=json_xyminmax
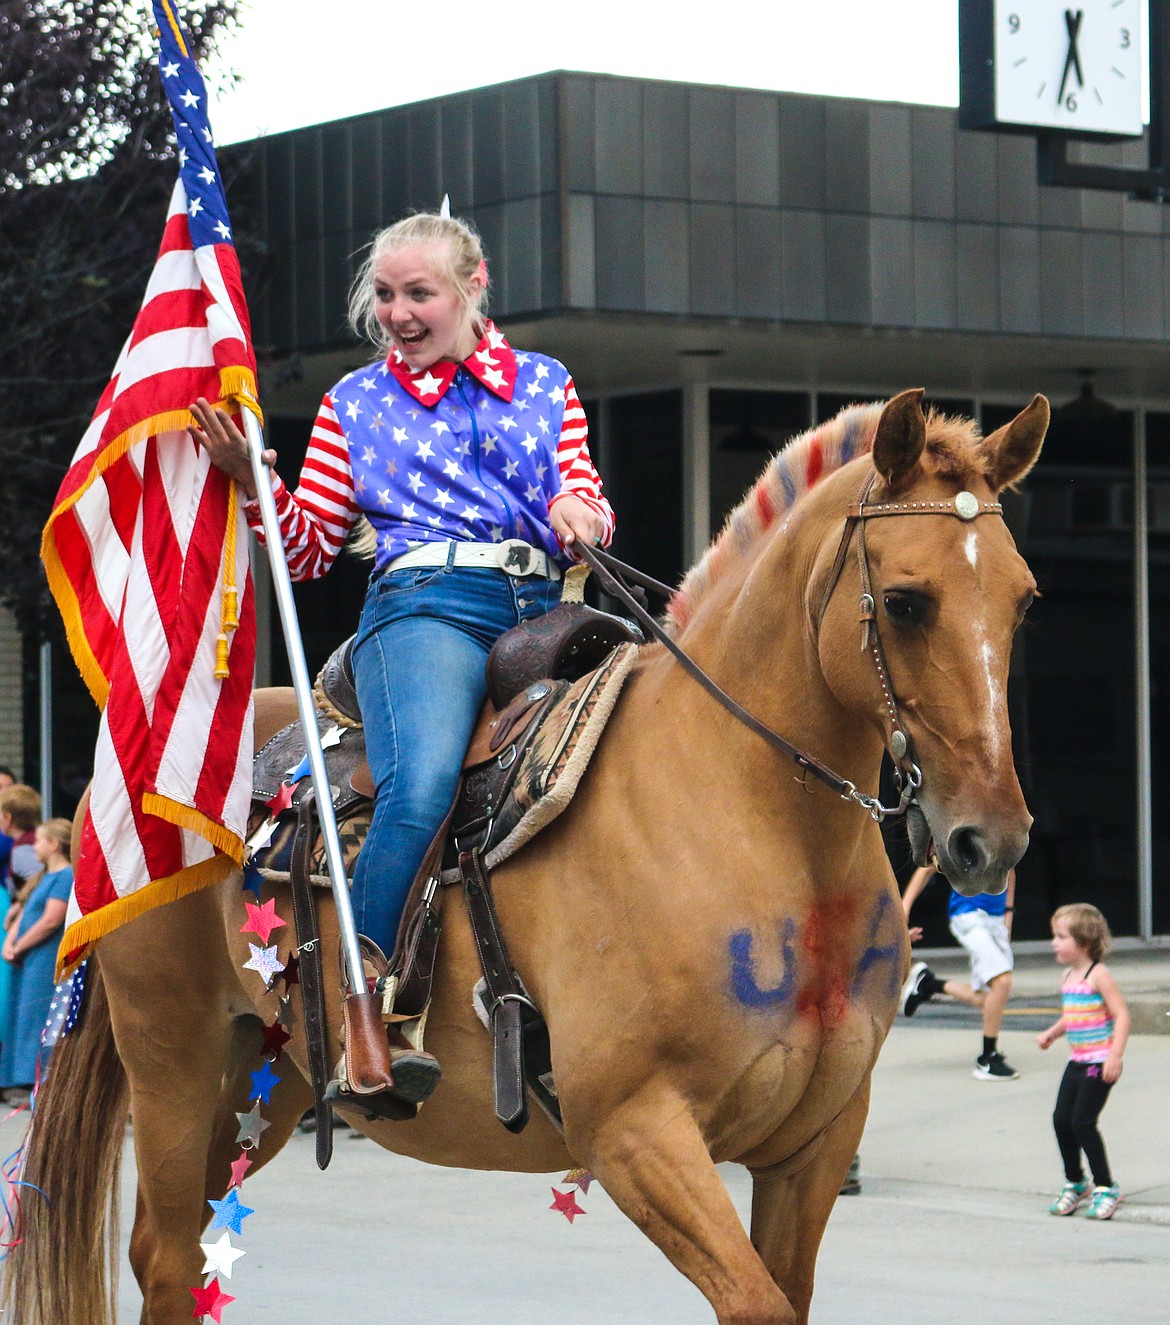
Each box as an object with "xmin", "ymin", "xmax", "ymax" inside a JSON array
[{"xmin": 245, "ymin": 323, "xmax": 613, "ymax": 579}]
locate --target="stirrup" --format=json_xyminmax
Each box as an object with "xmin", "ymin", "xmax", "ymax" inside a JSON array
[
  {"xmin": 325, "ymin": 1056, "xmax": 420, "ymax": 1122},
  {"xmin": 329, "ymin": 935, "xmax": 441, "ymax": 1114}
]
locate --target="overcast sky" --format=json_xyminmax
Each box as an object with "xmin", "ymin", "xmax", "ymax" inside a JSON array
[{"xmin": 201, "ymin": 0, "xmax": 962, "ymax": 145}]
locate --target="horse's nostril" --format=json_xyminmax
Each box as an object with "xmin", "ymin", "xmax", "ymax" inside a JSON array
[{"xmin": 949, "ymin": 826, "xmax": 987, "ymax": 874}]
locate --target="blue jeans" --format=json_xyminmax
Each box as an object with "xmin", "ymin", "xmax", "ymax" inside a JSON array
[{"xmin": 350, "ymin": 556, "xmax": 562, "ymax": 955}]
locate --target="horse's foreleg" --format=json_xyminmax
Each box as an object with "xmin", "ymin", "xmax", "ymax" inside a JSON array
[
  {"xmin": 122, "ymin": 1036, "xmax": 237, "ymax": 1324},
  {"xmin": 579, "ymin": 1092, "xmax": 797, "ymax": 1325},
  {"xmin": 747, "ymin": 1084, "xmax": 870, "ymax": 1324},
  {"xmin": 202, "ymin": 1015, "xmax": 313, "ymax": 1205},
  {"xmin": 101, "ymin": 914, "xmax": 241, "ymax": 1324}
]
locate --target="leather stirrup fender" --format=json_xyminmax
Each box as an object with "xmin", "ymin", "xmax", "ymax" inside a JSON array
[
  {"xmin": 459, "ymin": 848, "xmax": 529, "ymax": 1133},
  {"xmin": 341, "ymin": 990, "xmax": 396, "ymax": 1095}
]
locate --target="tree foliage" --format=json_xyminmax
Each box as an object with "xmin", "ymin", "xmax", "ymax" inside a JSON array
[{"xmin": 0, "ymin": 1, "xmax": 242, "ymax": 639}]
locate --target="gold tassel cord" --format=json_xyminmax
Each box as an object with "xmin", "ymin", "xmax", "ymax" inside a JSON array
[
  {"xmin": 215, "ymin": 479, "xmax": 239, "ymax": 679},
  {"xmin": 213, "ymin": 373, "xmax": 263, "ymax": 681}
]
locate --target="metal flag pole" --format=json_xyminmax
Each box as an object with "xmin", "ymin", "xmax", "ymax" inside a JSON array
[{"xmin": 240, "ymin": 407, "xmax": 367, "ymax": 997}]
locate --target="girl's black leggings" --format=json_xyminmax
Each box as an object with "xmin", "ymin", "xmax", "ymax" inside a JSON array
[{"xmin": 1053, "ymin": 1060, "xmax": 1115, "ymax": 1187}]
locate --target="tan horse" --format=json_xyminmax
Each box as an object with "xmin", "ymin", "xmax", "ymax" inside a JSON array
[{"xmin": 5, "ymin": 390, "xmax": 1047, "ymax": 1325}]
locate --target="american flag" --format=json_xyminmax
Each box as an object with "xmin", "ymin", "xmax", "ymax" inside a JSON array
[{"xmin": 41, "ymin": 0, "xmax": 257, "ymax": 972}]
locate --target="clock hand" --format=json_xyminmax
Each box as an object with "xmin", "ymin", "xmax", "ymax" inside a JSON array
[{"xmin": 1057, "ymin": 8, "xmax": 1086, "ymax": 106}]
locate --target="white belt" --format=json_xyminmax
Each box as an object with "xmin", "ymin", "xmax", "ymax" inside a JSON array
[{"xmin": 384, "ymin": 538, "xmax": 561, "ymax": 580}]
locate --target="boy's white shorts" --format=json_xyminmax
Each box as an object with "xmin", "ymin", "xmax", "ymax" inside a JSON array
[{"xmin": 949, "ymin": 910, "xmax": 1013, "ymax": 992}]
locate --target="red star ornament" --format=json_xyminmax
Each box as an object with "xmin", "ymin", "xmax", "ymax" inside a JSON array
[
  {"xmin": 550, "ymin": 1187, "xmax": 586, "ymax": 1223},
  {"xmin": 241, "ymin": 897, "xmax": 287, "ymax": 946},
  {"xmin": 260, "ymin": 1019, "xmax": 292, "ymax": 1061},
  {"xmin": 265, "ymin": 782, "xmax": 295, "ymax": 817},
  {"xmin": 280, "ymin": 953, "xmax": 300, "ymax": 989},
  {"xmin": 228, "ymin": 1149, "xmax": 253, "ymax": 1189},
  {"xmin": 190, "ymin": 1276, "xmax": 235, "ymax": 1322}
]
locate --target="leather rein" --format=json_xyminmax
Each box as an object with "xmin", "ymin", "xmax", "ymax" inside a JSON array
[{"xmin": 576, "ymin": 473, "xmax": 1003, "ymax": 822}]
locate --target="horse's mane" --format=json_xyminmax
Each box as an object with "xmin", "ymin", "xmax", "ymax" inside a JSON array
[{"xmin": 667, "ymin": 401, "xmax": 987, "ymax": 634}]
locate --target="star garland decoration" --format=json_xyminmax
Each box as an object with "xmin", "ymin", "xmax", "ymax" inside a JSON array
[
  {"xmin": 190, "ymin": 729, "xmax": 341, "ymax": 1317},
  {"xmin": 190, "ymin": 871, "xmax": 295, "ymax": 1320}
]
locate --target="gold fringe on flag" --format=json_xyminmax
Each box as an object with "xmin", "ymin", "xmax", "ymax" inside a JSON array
[{"xmin": 55, "ymin": 850, "xmax": 238, "ymax": 979}]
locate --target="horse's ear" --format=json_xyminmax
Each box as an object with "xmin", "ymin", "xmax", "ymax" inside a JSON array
[
  {"xmin": 982, "ymin": 395, "xmax": 1049, "ymax": 491},
  {"xmin": 871, "ymin": 389, "xmax": 927, "ymax": 492}
]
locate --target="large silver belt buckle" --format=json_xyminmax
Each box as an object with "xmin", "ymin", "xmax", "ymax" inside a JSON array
[{"xmin": 498, "ymin": 539, "xmax": 537, "ymax": 576}]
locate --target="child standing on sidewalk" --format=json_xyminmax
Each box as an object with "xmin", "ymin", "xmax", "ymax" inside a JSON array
[{"xmin": 1037, "ymin": 903, "xmax": 1130, "ymax": 1221}]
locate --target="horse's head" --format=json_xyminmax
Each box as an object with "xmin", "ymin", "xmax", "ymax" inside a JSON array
[{"xmin": 814, "ymin": 390, "xmax": 1047, "ymax": 894}]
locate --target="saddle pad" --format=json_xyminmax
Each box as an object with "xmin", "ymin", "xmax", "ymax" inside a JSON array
[
  {"xmin": 250, "ymin": 807, "xmax": 369, "ymax": 883},
  {"xmin": 440, "ymin": 641, "xmax": 639, "ymax": 883}
]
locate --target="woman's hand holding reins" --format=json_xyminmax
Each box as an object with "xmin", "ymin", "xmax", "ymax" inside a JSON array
[
  {"xmin": 188, "ymin": 398, "xmax": 276, "ymax": 501},
  {"xmin": 550, "ymin": 494, "xmax": 606, "ymax": 555}
]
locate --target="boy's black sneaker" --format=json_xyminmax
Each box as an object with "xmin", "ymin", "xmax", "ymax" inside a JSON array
[
  {"xmin": 899, "ymin": 961, "xmax": 934, "ymax": 1017},
  {"xmin": 973, "ymin": 1050, "xmax": 1020, "ymax": 1081}
]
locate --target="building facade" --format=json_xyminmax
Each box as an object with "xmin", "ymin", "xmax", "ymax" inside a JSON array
[{"xmin": 16, "ymin": 71, "xmax": 1170, "ymax": 941}]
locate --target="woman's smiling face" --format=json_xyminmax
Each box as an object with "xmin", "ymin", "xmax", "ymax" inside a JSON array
[{"xmin": 373, "ymin": 242, "xmax": 479, "ymax": 372}]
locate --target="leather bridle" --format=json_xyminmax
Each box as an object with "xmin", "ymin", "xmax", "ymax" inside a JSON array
[{"xmin": 577, "ymin": 471, "xmax": 1004, "ymax": 822}]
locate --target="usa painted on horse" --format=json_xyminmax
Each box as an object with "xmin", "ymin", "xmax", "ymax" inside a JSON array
[{"xmin": 4, "ymin": 389, "xmax": 1047, "ymax": 1325}]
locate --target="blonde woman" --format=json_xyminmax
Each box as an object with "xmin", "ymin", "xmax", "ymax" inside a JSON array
[{"xmin": 190, "ymin": 211, "xmax": 614, "ymax": 1107}]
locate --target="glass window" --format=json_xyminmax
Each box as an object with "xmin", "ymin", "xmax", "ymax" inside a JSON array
[
  {"xmin": 987, "ymin": 399, "xmax": 1138, "ymax": 938},
  {"xmin": 709, "ymin": 390, "xmax": 810, "ymax": 532},
  {"xmin": 605, "ymin": 391, "xmax": 685, "ymax": 589},
  {"xmin": 1146, "ymin": 412, "xmax": 1170, "ymax": 934}
]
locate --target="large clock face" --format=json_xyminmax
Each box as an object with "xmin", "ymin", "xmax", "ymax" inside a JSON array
[{"xmin": 993, "ymin": 0, "xmax": 1145, "ymax": 137}]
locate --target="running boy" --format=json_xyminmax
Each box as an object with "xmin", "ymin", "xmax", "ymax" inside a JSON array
[{"xmin": 898, "ymin": 863, "xmax": 1019, "ymax": 1080}]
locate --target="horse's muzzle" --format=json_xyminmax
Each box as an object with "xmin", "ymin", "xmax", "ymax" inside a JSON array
[{"xmin": 907, "ymin": 802, "xmax": 1030, "ymax": 895}]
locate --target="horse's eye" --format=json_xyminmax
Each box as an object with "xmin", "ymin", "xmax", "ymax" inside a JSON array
[{"xmin": 883, "ymin": 591, "xmax": 919, "ymax": 621}]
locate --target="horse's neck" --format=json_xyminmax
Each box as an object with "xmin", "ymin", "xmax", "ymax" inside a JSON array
[
  {"xmin": 680, "ymin": 510, "xmax": 864, "ymax": 769},
  {"xmin": 626, "ymin": 495, "xmax": 884, "ymax": 855}
]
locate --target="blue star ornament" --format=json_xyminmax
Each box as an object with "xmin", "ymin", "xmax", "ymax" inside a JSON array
[
  {"xmin": 207, "ymin": 1189, "xmax": 255, "ymax": 1235},
  {"xmin": 249, "ymin": 1059, "xmax": 280, "ymax": 1105},
  {"xmin": 242, "ymin": 858, "xmax": 264, "ymax": 899}
]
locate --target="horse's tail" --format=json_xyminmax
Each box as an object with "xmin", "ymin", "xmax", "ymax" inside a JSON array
[{"xmin": 1, "ymin": 958, "xmax": 129, "ymax": 1325}]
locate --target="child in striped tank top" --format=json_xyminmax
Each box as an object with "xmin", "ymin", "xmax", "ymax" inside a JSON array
[{"xmin": 1037, "ymin": 904, "xmax": 1130, "ymax": 1220}]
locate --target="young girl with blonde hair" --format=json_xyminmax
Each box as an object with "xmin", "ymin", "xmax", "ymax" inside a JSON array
[{"xmin": 1037, "ymin": 903, "xmax": 1130, "ymax": 1220}]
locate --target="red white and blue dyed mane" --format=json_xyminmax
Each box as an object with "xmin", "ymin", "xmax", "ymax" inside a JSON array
[
  {"xmin": 667, "ymin": 401, "xmax": 989, "ymax": 635},
  {"xmin": 667, "ymin": 402, "xmax": 884, "ymax": 634}
]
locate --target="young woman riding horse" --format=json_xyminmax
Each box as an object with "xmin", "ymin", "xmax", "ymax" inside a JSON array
[
  {"xmin": 191, "ymin": 210, "xmax": 613, "ymax": 1112},
  {"xmin": 7, "ymin": 389, "xmax": 1047, "ymax": 1325}
]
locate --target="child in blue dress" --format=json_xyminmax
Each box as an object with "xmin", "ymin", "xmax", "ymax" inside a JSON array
[{"xmin": 0, "ymin": 818, "xmax": 73, "ymax": 1099}]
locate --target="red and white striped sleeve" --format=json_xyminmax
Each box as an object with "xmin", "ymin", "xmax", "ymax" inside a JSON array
[
  {"xmin": 548, "ymin": 377, "xmax": 615, "ymax": 546},
  {"xmin": 244, "ymin": 393, "xmax": 360, "ymax": 581}
]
